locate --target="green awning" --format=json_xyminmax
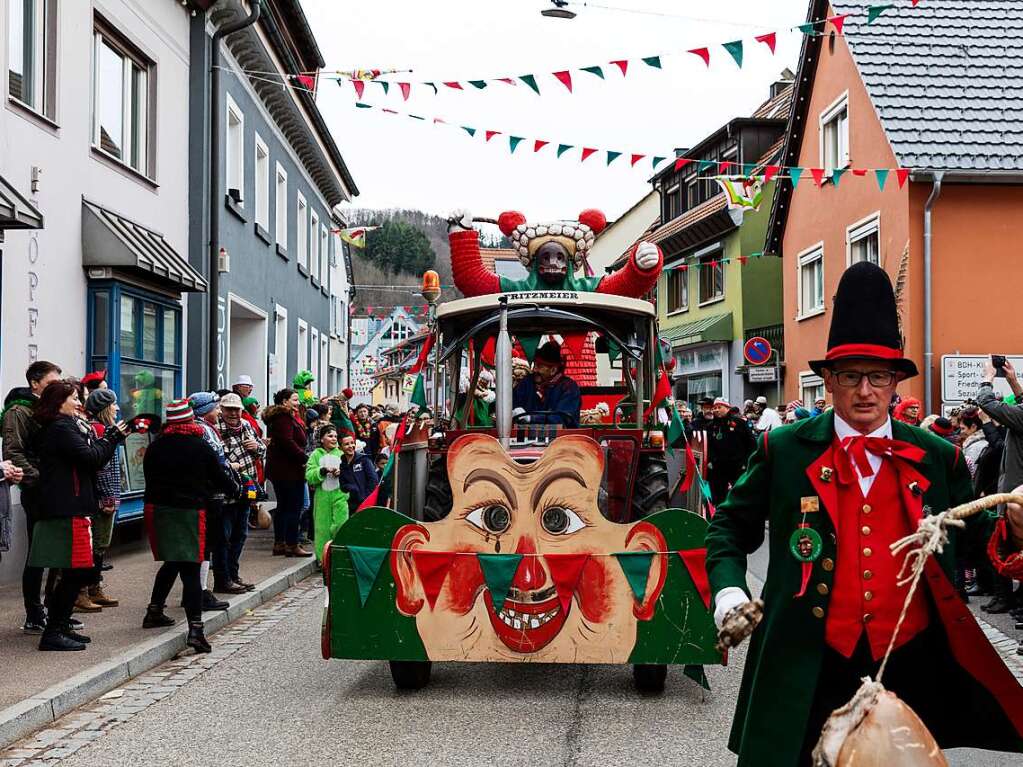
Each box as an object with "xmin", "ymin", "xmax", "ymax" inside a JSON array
[{"xmin": 660, "ymin": 313, "xmax": 732, "ymax": 348}]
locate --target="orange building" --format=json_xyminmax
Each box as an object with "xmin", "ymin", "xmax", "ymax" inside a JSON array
[{"xmin": 766, "ymin": 0, "xmax": 1023, "ymax": 413}]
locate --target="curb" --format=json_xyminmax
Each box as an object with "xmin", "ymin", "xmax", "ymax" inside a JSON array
[{"xmin": 0, "ymin": 557, "xmax": 318, "ymax": 749}]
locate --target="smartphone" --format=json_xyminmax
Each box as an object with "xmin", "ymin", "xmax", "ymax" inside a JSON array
[{"xmin": 992, "ymin": 355, "xmax": 1007, "ymax": 377}]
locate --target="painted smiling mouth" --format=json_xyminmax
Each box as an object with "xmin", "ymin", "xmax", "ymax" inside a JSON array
[{"xmin": 484, "ymin": 588, "xmax": 569, "ymax": 654}]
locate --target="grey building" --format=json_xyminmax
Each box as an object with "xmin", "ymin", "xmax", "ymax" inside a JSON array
[{"xmin": 187, "ymin": 0, "xmax": 358, "ymax": 403}]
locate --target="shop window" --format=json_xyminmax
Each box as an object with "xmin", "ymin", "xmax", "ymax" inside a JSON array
[{"xmin": 92, "ymin": 291, "xmax": 109, "ymax": 352}]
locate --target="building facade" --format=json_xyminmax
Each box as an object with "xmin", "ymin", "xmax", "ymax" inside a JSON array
[
  {"xmin": 767, "ymin": 1, "xmax": 1023, "ymax": 412},
  {"xmin": 349, "ymin": 306, "xmax": 421, "ymax": 404},
  {"xmin": 185, "ymin": 0, "xmax": 357, "ymax": 404}
]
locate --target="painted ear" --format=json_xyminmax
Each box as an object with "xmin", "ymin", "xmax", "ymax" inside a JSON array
[
  {"xmin": 578, "ymin": 209, "xmax": 607, "ymax": 235},
  {"xmin": 625, "ymin": 521, "xmax": 669, "ymax": 621},
  {"xmin": 390, "ymin": 523, "xmax": 429, "ymax": 616},
  {"xmin": 497, "ymin": 211, "xmax": 527, "ymax": 237}
]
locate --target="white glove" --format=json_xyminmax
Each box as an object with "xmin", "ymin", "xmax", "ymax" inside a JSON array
[
  {"xmin": 448, "ymin": 208, "xmax": 473, "ymax": 233},
  {"xmin": 634, "ymin": 241, "xmax": 660, "ymax": 271},
  {"xmin": 713, "ymin": 587, "xmax": 749, "ymax": 629},
  {"xmin": 512, "ymin": 407, "xmax": 529, "ymax": 423},
  {"xmin": 481, "ymin": 389, "xmax": 496, "ymax": 405}
]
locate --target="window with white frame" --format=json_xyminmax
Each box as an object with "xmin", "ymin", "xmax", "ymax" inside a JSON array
[
  {"xmin": 225, "ymin": 95, "xmax": 244, "ymax": 203},
  {"xmin": 297, "ymin": 319, "xmax": 308, "ymax": 372},
  {"xmin": 847, "ymin": 213, "xmax": 880, "ymax": 265},
  {"xmin": 330, "ymin": 295, "xmax": 346, "ymax": 337},
  {"xmin": 254, "ymin": 134, "xmax": 269, "ymax": 229},
  {"xmin": 820, "ymin": 94, "xmax": 849, "ymax": 174},
  {"xmin": 800, "ymin": 373, "xmax": 825, "ymax": 408},
  {"xmin": 274, "ymin": 164, "xmax": 287, "ymax": 246},
  {"xmin": 320, "ymin": 335, "xmax": 329, "ymax": 392},
  {"xmin": 319, "ymin": 224, "xmax": 329, "ymax": 287},
  {"xmin": 698, "ymin": 256, "xmax": 724, "ymax": 304},
  {"xmin": 93, "ymin": 19, "xmax": 154, "ymax": 176},
  {"xmin": 272, "ymin": 305, "xmax": 287, "ymax": 395},
  {"xmin": 8, "ymin": 0, "xmax": 57, "ymax": 119},
  {"xmin": 310, "ymin": 328, "xmax": 320, "ymax": 384},
  {"xmin": 310, "ymin": 210, "xmax": 320, "ymax": 281},
  {"xmin": 297, "ymin": 193, "xmax": 308, "ymax": 270},
  {"xmin": 666, "ymin": 267, "xmax": 688, "ymax": 313},
  {"xmin": 798, "ymin": 244, "xmax": 825, "ymax": 317}
]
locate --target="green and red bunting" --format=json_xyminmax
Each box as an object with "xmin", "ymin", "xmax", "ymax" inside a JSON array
[
  {"xmin": 347, "ymin": 545, "xmax": 389, "ymax": 606},
  {"xmin": 676, "ymin": 549, "xmax": 711, "ymax": 609},
  {"xmin": 613, "ymin": 551, "xmax": 656, "ymax": 602},
  {"xmin": 28, "ymin": 517, "xmax": 95, "ymax": 569},
  {"xmin": 477, "ymin": 553, "xmax": 524, "ymax": 613},
  {"xmin": 144, "ymin": 504, "xmax": 206, "ymax": 563},
  {"xmin": 544, "ymin": 553, "xmax": 590, "ymax": 613},
  {"xmin": 411, "ymin": 549, "xmax": 456, "ymax": 609}
]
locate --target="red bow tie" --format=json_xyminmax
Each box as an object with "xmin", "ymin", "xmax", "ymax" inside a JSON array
[{"xmin": 838, "ymin": 435, "xmax": 926, "ymax": 480}]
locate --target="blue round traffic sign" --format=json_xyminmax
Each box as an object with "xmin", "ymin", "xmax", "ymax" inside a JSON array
[{"xmin": 744, "ymin": 336, "xmax": 772, "ymax": 366}]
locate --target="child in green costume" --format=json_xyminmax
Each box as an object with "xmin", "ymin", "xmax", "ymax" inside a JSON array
[{"xmin": 305, "ymin": 424, "xmax": 349, "ymax": 563}]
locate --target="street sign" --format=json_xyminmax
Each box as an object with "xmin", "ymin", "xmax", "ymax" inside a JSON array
[
  {"xmin": 744, "ymin": 336, "xmax": 772, "ymax": 366},
  {"xmin": 941, "ymin": 354, "xmax": 1023, "ymax": 402},
  {"xmin": 747, "ymin": 366, "xmax": 777, "ymax": 383}
]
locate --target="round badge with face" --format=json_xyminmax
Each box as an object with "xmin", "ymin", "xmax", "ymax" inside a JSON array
[{"xmin": 789, "ymin": 527, "xmax": 822, "ymax": 563}]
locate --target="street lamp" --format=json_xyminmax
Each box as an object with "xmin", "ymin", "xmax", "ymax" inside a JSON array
[{"xmin": 541, "ymin": 1, "xmax": 576, "ymax": 20}]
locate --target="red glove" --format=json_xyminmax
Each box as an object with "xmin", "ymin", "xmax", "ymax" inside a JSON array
[
  {"xmin": 597, "ymin": 241, "xmax": 663, "ymax": 298},
  {"xmin": 449, "ymin": 230, "xmax": 501, "ymax": 296}
]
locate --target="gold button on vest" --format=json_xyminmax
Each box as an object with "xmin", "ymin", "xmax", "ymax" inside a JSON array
[
  {"xmin": 817, "ymin": 583, "xmax": 829, "ymax": 596},
  {"xmin": 812, "ymin": 607, "xmax": 825, "ymax": 618},
  {"xmin": 822, "ymin": 558, "xmax": 835, "ymax": 571}
]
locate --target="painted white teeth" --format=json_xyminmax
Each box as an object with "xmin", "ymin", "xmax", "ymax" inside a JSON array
[
  {"xmin": 529, "ymin": 618, "xmax": 540, "ymax": 629},
  {"xmin": 513, "ymin": 619, "xmax": 522, "ymax": 630}
]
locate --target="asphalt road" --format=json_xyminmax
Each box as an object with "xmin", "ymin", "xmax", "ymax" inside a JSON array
[{"xmin": 42, "ymin": 548, "xmax": 1020, "ymax": 767}]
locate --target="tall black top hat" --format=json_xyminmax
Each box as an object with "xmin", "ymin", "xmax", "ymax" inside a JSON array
[{"xmin": 808, "ymin": 262, "xmax": 918, "ymax": 378}]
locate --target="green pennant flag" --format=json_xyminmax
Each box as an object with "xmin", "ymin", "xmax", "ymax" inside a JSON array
[
  {"xmin": 614, "ymin": 551, "xmax": 656, "ymax": 602},
  {"xmin": 376, "ymin": 80, "xmax": 390, "ymax": 94},
  {"xmin": 509, "ymin": 136, "xmax": 525, "ymax": 153},
  {"xmin": 468, "ymin": 80, "xmax": 488, "ymax": 89},
  {"xmin": 409, "ymin": 114, "xmax": 425, "ymax": 121},
  {"xmin": 797, "ymin": 22, "xmax": 817, "ymax": 35},
  {"xmin": 354, "ymin": 103, "xmax": 372, "ymax": 109},
  {"xmin": 642, "ymin": 56, "xmax": 662, "ymax": 69},
  {"xmin": 875, "ymin": 169, "xmax": 889, "ymax": 190},
  {"xmin": 517, "ymin": 334, "xmax": 542, "ymax": 361},
  {"xmin": 723, "ymin": 40, "xmax": 744, "ymax": 68},
  {"xmin": 698, "ymin": 159, "xmax": 716, "ymax": 173},
  {"xmin": 557, "ymin": 143, "xmax": 574, "ymax": 158},
  {"xmin": 606, "ymin": 150, "xmax": 622, "ymax": 165},
  {"xmin": 477, "ymin": 553, "xmax": 523, "ymax": 613},
  {"xmin": 607, "ymin": 338, "xmax": 621, "ymax": 362},
  {"xmin": 519, "ymin": 74, "xmax": 540, "ymax": 94},
  {"xmin": 667, "ymin": 403, "xmax": 686, "ymax": 447},
  {"xmin": 867, "ymin": 4, "xmax": 894, "ymax": 24},
  {"xmin": 789, "ymin": 167, "xmax": 804, "ymax": 188},
  {"xmin": 683, "ymin": 664, "xmax": 711, "ymax": 691},
  {"xmin": 581, "ymin": 65, "xmax": 605, "ymax": 79},
  {"xmin": 741, "ymin": 163, "xmax": 756, "ymax": 177},
  {"xmin": 462, "ymin": 126, "xmax": 477, "ymax": 137},
  {"xmin": 651, "ymin": 156, "xmax": 666, "ymax": 168},
  {"xmin": 347, "ymin": 546, "xmax": 388, "ymax": 606},
  {"xmin": 424, "ymin": 81, "xmax": 438, "ymax": 94},
  {"xmin": 409, "ymin": 373, "xmax": 427, "ymax": 410},
  {"xmin": 832, "ymin": 168, "xmax": 848, "ymax": 186}
]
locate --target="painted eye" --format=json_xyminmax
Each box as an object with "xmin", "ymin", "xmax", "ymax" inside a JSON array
[
  {"xmin": 466, "ymin": 505, "xmax": 511, "ymax": 534},
  {"xmin": 541, "ymin": 506, "xmax": 585, "ymax": 535}
]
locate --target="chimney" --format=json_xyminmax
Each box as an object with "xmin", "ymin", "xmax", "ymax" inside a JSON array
[{"xmin": 770, "ymin": 68, "xmax": 795, "ymax": 99}]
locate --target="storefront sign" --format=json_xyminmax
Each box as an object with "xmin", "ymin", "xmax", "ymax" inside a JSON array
[
  {"xmin": 941, "ymin": 354, "xmax": 1021, "ymax": 402},
  {"xmin": 747, "ymin": 366, "xmax": 778, "ymax": 383}
]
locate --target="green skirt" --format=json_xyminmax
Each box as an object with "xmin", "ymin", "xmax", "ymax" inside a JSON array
[
  {"xmin": 144, "ymin": 504, "xmax": 205, "ymax": 562},
  {"xmin": 28, "ymin": 517, "xmax": 94, "ymax": 569}
]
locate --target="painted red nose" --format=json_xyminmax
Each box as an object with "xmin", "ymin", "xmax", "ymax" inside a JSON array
[{"xmin": 512, "ymin": 536, "xmax": 546, "ymax": 590}]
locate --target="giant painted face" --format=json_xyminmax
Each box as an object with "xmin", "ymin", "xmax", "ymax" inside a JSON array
[
  {"xmin": 535, "ymin": 241, "xmax": 569, "ymax": 285},
  {"xmin": 390, "ymin": 434, "xmax": 667, "ymax": 663}
]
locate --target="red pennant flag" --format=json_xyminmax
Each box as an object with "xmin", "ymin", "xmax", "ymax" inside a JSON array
[
  {"xmin": 643, "ymin": 369, "xmax": 672, "ymax": 420},
  {"xmin": 485, "ymin": 130, "xmax": 501, "ymax": 142},
  {"xmin": 296, "ymin": 74, "xmax": 316, "ymax": 91},
  {"xmin": 443, "ymin": 81, "xmax": 463, "ymax": 90},
  {"xmin": 631, "ymin": 153, "xmax": 646, "ymax": 167},
  {"xmin": 688, "ymin": 47, "xmax": 711, "ymax": 67},
  {"xmin": 754, "ymin": 32, "xmax": 777, "ymax": 54},
  {"xmin": 410, "ymin": 333, "xmax": 435, "ymax": 375},
  {"xmin": 553, "ymin": 71, "xmax": 573, "ymax": 92},
  {"xmin": 718, "ymin": 161, "xmax": 733, "ymax": 174},
  {"xmin": 433, "ymin": 117, "xmax": 446, "ymax": 124},
  {"xmin": 411, "ymin": 551, "xmax": 456, "ymax": 609},
  {"xmin": 352, "ymin": 80, "xmax": 365, "ymax": 99},
  {"xmin": 382, "ymin": 108, "xmax": 398, "ymax": 114},
  {"xmin": 764, "ymin": 165, "xmax": 781, "ymax": 183},
  {"xmin": 398, "ymin": 82, "xmax": 411, "ymax": 100},
  {"xmin": 738, "ymin": 255, "xmax": 749, "ymax": 265},
  {"xmin": 580, "ymin": 147, "xmax": 598, "ymax": 162},
  {"xmin": 810, "ymin": 168, "xmax": 826, "ymax": 187},
  {"xmin": 544, "ymin": 553, "xmax": 590, "ymax": 613},
  {"xmin": 561, "ymin": 332, "xmax": 588, "ymax": 362},
  {"xmin": 896, "ymin": 168, "xmax": 911, "ymax": 188},
  {"xmin": 852, "ymin": 168, "xmax": 868, "ymax": 176},
  {"xmin": 674, "ymin": 157, "xmax": 692, "ymax": 172},
  {"xmin": 497, "ymin": 77, "xmax": 516, "ymax": 86},
  {"xmin": 677, "ymin": 549, "xmax": 711, "ymax": 609},
  {"xmin": 534, "ymin": 139, "xmax": 549, "ymax": 152},
  {"xmin": 611, "ymin": 60, "xmax": 628, "ymax": 76},
  {"xmin": 829, "ymin": 14, "xmax": 849, "ymax": 35},
  {"xmin": 678, "ymin": 440, "xmax": 698, "ymax": 493}
]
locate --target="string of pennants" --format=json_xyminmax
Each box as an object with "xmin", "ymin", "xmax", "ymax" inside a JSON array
[
  {"xmin": 238, "ymin": 2, "xmax": 919, "ymax": 100},
  {"xmin": 351, "ymin": 304, "xmax": 433, "ymax": 319},
  {"xmin": 343, "ymin": 544, "xmax": 712, "ymax": 610}
]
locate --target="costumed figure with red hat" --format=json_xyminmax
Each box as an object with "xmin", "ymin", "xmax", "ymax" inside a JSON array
[{"xmin": 705, "ymin": 262, "xmax": 1023, "ymax": 766}]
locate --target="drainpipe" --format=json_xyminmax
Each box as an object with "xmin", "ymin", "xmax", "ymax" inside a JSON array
[
  {"xmin": 923, "ymin": 171, "xmax": 944, "ymax": 413},
  {"xmin": 208, "ymin": 1, "xmax": 261, "ymax": 388}
]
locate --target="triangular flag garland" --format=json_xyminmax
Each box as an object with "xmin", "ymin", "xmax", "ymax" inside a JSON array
[
  {"xmin": 613, "ymin": 551, "xmax": 656, "ymax": 602},
  {"xmin": 722, "ymin": 40, "xmax": 744, "ymax": 68},
  {"xmin": 544, "ymin": 553, "xmax": 590, "ymax": 613},
  {"xmin": 476, "ymin": 553, "xmax": 524, "ymax": 613},
  {"xmin": 676, "ymin": 549, "xmax": 712, "ymax": 609},
  {"xmin": 411, "ymin": 550, "xmax": 455, "ymax": 609},
  {"xmin": 684, "ymin": 664, "xmax": 711, "ymax": 691},
  {"xmin": 347, "ymin": 545, "xmax": 388, "ymax": 606}
]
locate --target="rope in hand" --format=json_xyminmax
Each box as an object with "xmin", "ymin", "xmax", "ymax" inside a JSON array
[{"xmin": 875, "ymin": 492, "xmax": 1023, "ymax": 682}]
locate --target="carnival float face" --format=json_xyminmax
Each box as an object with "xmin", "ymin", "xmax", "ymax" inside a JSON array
[{"xmin": 390, "ymin": 434, "xmax": 667, "ymax": 663}]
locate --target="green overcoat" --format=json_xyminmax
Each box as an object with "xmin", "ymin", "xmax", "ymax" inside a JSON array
[{"xmin": 706, "ymin": 411, "xmax": 1023, "ymax": 766}]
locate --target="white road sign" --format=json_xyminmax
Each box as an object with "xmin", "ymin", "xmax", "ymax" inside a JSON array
[{"xmin": 941, "ymin": 354, "xmax": 1023, "ymax": 402}]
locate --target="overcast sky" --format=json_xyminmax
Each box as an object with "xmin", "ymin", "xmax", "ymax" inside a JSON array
[{"xmin": 304, "ymin": 0, "xmax": 809, "ymax": 222}]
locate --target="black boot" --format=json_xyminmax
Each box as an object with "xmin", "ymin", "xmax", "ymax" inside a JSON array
[
  {"xmin": 186, "ymin": 621, "xmax": 212, "ymax": 654},
  {"xmin": 62, "ymin": 623, "xmax": 91, "ymax": 644},
  {"xmin": 982, "ymin": 597, "xmax": 1013, "ymax": 614},
  {"xmin": 39, "ymin": 631, "xmax": 86, "ymax": 651},
  {"xmin": 143, "ymin": 604, "xmax": 176, "ymax": 629},
  {"xmin": 201, "ymin": 590, "xmax": 229, "ymax": 611}
]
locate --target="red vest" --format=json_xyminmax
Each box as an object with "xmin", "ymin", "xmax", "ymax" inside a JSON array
[{"xmin": 825, "ymin": 459, "xmax": 931, "ymax": 659}]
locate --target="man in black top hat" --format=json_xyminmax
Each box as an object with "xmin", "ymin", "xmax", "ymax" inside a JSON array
[
  {"xmin": 691, "ymin": 396, "xmax": 716, "ymax": 432},
  {"xmin": 705, "ymin": 262, "xmax": 1023, "ymax": 766},
  {"xmin": 512, "ymin": 341, "xmax": 581, "ymax": 428}
]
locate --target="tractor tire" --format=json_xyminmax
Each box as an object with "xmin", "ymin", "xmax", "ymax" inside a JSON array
[
  {"xmin": 423, "ymin": 457, "xmax": 453, "ymax": 522},
  {"xmin": 389, "ymin": 660, "xmax": 432, "ymax": 690},
  {"xmin": 633, "ymin": 663, "xmax": 667, "ymax": 694},
  {"xmin": 632, "ymin": 454, "xmax": 669, "ymax": 520}
]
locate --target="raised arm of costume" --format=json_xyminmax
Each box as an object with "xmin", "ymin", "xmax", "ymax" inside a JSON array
[
  {"xmin": 976, "ymin": 384, "xmax": 1023, "ymax": 431},
  {"xmin": 705, "ymin": 433, "xmax": 771, "ymax": 603},
  {"xmin": 448, "ymin": 210, "xmax": 501, "ymax": 297},
  {"xmin": 596, "ymin": 241, "xmax": 663, "ymax": 298}
]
